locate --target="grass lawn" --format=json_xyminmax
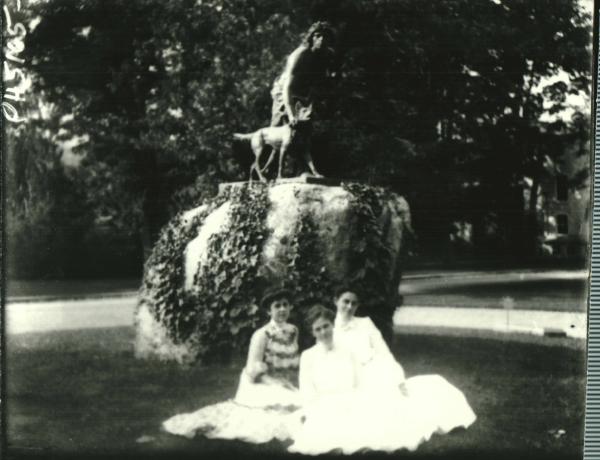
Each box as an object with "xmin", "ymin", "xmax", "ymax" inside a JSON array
[{"xmin": 5, "ymin": 327, "xmax": 585, "ymax": 460}]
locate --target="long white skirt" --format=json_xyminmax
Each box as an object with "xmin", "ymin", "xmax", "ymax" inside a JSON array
[
  {"xmin": 163, "ymin": 371, "xmax": 300, "ymax": 443},
  {"xmin": 288, "ymin": 374, "xmax": 476, "ymax": 455}
]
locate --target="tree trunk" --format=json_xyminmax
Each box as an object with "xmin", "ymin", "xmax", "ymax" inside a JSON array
[
  {"xmin": 140, "ymin": 220, "xmax": 153, "ymax": 262},
  {"xmin": 134, "ymin": 148, "xmax": 166, "ymax": 261},
  {"xmin": 524, "ymin": 175, "xmax": 541, "ymax": 258}
]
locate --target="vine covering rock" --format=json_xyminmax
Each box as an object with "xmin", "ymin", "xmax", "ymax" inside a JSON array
[{"xmin": 135, "ymin": 182, "xmax": 411, "ymax": 364}]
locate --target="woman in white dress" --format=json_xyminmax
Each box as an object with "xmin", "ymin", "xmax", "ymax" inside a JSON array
[
  {"xmin": 333, "ymin": 286, "xmax": 407, "ymax": 393},
  {"xmin": 162, "ymin": 288, "xmax": 301, "ymax": 443},
  {"xmin": 334, "ymin": 288, "xmax": 477, "ymax": 434},
  {"xmin": 289, "ymin": 305, "xmax": 371, "ymax": 454},
  {"xmin": 288, "ymin": 302, "xmax": 477, "ymax": 455},
  {"xmin": 333, "ymin": 287, "xmax": 477, "ymax": 433}
]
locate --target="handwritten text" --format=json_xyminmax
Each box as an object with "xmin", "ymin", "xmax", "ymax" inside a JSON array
[{"xmin": 3, "ymin": 0, "xmax": 27, "ymax": 123}]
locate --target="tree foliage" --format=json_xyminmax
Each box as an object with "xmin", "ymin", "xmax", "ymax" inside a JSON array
[
  {"xmin": 16, "ymin": 0, "xmax": 592, "ymax": 273},
  {"xmin": 5, "ymin": 121, "xmax": 84, "ymax": 278}
]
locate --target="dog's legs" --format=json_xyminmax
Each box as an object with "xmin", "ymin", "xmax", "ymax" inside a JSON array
[
  {"xmin": 249, "ymin": 145, "xmax": 260, "ymax": 183},
  {"xmin": 259, "ymin": 146, "xmax": 277, "ymax": 178},
  {"xmin": 277, "ymin": 143, "xmax": 287, "ymax": 179},
  {"xmin": 254, "ymin": 145, "xmax": 271, "ymax": 183},
  {"xmin": 250, "ymin": 134, "xmax": 269, "ymax": 183},
  {"xmin": 256, "ymin": 160, "xmax": 267, "ymax": 182},
  {"xmin": 248, "ymin": 162, "xmax": 255, "ymax": 184}
]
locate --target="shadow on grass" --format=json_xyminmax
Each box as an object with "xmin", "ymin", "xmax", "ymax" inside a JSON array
[
  {"xmin": 4, "ymin": 448, "xmax": 586, "ymax": 460},
  {"xmin": 4, "ymin": 327, "xmax": 585, "ymax": 459}
]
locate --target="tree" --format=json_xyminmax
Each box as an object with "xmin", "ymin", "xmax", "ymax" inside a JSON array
[
  {"xmin": 22, "ymin": 0, "xmax": 306, "ymax": 255},
  {"xmin": 4, "ymin": 116, "xmax": 93, "ymax": 278},
  {"xmin": 309, "ymin": 0, "xmax": 591, "ymax": 258},
  {"xmin": 20, "ymin": 0, "xmax": 591, "ymax": 268}
]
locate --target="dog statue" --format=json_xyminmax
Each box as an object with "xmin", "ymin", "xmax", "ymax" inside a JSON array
[{"xmin": 233, "ymin": 105, "xmax": 322, "ymax": 182}]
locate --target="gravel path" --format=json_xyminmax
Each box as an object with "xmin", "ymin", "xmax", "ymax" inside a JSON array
[{"xmin": 6, "ymin": 295, "xmax": 586, "ymax": 339}]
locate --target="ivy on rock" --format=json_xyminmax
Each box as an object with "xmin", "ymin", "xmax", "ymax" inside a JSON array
[
  {"xmin": 139, "ymin": 194, "xmax": 228, "ymax": 345},
  {"xmin": 190, "ymin": 184, "xmax": 271, "ymax": 363},
  {"xmin": 139, "ymin": 182, "xmax": 404, "ymax": 363},
  {"xmin": 342, "ymin": 183, "xmax": 397, "ymax": 334}
]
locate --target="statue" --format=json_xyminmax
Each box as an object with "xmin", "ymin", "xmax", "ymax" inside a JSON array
[
  {"xmin": 270, "ymin": 21, "xmax": 335, "ymax": 128},
  {"xmin": 137, "ymin": 23, "xmax": 414, "ymax": 366},
  {"xmin": 234, "ymin": 104, "xmax": 316, "ymax": 182},
  {"xmin": 234, "ymin": 22, "xmax": 336, "ymax": 182}
]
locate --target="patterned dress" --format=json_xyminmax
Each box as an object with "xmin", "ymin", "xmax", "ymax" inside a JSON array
[
  {"xmin": 162, "ymin": 321, "xmax": 300, "ymax": 443},
  {"xmin": 235, "ymin": 321, "xmax": 300, "ymax": 409},
  {"xmin": 264, "ymin": 322, "xmax": 300, "ymax": 383}
]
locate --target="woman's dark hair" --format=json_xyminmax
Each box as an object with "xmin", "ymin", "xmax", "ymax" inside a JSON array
[
  {"xmin": 304, "ymin": 304, "xmax": 335, "ymax": 330},
  {"xmin": 333, "ymin": 285, "xmax": 360, "ymax": 300},
  {"xmin": 261, "ymin": 287, "xmax": 293, "ymax": 310}
]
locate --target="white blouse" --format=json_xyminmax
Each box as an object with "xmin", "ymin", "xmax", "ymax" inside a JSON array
[
  {"xmin": 334, "ymin": 317, "xmax": 386, "ymax": 363},
  {"xmin": 334, "ymin": 316, "xmax": 405, "ymax": 385},
  {"xmin": 298, "ymin": 343, "xmax": 357, "ymax": 407}
]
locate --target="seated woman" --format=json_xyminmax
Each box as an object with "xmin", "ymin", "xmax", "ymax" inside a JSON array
[
  {"xmin": 162, "ymin": 288, "xmax": 300, "ymax": 443},
  {"xmin": 333, "ymin": 286, "xmax": 407, "ymax": 393},
  {"xmin": 288, "ymin": 303, "xmax": 477, "ymax": 455},
  {"xmin": 333, "ymin": 286, "xmax": 477, "ymax": 434}
]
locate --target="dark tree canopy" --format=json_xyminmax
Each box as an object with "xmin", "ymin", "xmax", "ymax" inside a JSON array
[{"xmin": 9, "ymin": 0, "xmax": 592, "ymax": 277}]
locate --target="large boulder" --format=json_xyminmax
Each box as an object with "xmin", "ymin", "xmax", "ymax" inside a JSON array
[{"xmin": 135, "ymin": 181, "xmax": 412, "ymax": 364}]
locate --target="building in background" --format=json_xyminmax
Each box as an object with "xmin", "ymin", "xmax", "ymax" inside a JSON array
[{"xmin": 531, "ymin": 145, "xmax": 590, "ymax": 259}]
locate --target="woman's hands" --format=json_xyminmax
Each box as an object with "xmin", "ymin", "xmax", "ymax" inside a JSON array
[
  {"xmin": 246, "ymin": 361, "xmax": 268, "ymax": 381},
  {"xmin": 245, "ymin": 329, "xmax": 268, "ymax": 381}
]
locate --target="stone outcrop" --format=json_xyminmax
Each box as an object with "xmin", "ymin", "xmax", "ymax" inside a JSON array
[{"xmin": 135, "ymin": 181, "xmax": 411, "ymax": 363}]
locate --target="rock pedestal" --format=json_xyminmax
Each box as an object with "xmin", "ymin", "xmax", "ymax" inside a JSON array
[{"xmin": 135, "ymin": 180, "xmax": 412, "ymax": 364}]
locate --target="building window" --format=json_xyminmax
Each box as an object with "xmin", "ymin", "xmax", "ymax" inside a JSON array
[
  {"xmin": 556, "ymin": 214, "xmax": 568, "ymax": 234},
  {"xmin": 556, "ymin": 174, "xmax": 568, "ymax": 202}
]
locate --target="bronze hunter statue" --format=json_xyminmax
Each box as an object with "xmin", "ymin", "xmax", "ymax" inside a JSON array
[{"xmin": 234, "ymin": 21, "xmax": 336, "ymax": 182}]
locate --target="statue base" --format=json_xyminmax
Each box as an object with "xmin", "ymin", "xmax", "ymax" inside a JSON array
[{"xmin": 218, "ymin": 176, "xmax": 342, "ymax": 195}]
